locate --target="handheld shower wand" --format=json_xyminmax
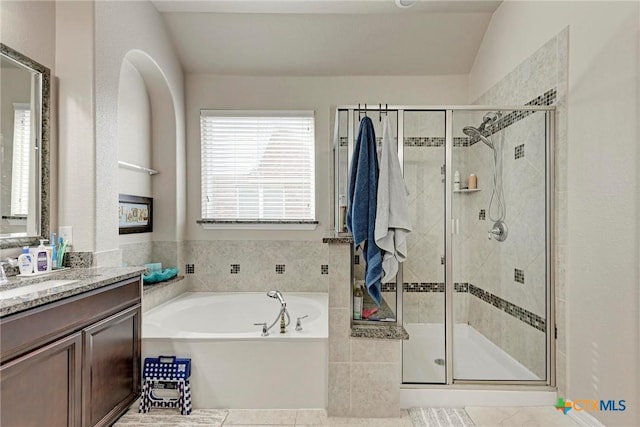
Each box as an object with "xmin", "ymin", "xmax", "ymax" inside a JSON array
[{"xmin": 267, "ymin": 289, "xmax": 286, "ymax": 306}]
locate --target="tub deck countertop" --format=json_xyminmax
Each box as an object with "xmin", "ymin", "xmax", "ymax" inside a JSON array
[{"xmin": 0, "ymin": 267, "xmax": 146, "ymax": 318}]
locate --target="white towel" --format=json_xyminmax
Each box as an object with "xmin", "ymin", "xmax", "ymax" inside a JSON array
[{"xmin": 374, "ymin": 116, "xmax": 412, "ymax": 283}]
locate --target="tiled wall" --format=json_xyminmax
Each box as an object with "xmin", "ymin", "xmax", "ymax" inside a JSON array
[
  {"xmin": 120, "ymin": 240, "xmax": 179, "ymax": 270},
  {"xmin": 181, "ymin": 240, "xmax": 329, "ymax": 293},
  {"xmin": 327, "ymin": 242, "xmax": 402, "ymax": 418}
]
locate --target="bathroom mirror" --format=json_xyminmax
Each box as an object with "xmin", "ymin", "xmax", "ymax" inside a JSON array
[{"xmin": 0, "ymin": 43, "xmax": 50, "ymax": 248}]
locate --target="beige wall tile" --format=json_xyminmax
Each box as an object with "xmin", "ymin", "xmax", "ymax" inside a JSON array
[
  {"xmin": 328, "ymin": 363, "xmax": 350, "ymax": 417},
  {"xmin": 350, "ymin": 339, "xmax": 400, "ymax": 364},
  {"xmin": 329, "ymin": 308, "xmax": 350, "ymax": 363},
  {"xmin": 350, "ymin": 363, "xmax": 400, "ymax": 418}
]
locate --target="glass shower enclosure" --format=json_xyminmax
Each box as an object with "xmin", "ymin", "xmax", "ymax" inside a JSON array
[{"xmin": 334, "ymin": 105, "xmax": 555, "ymax": 385}]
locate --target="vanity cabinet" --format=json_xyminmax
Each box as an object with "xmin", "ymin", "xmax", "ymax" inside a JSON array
[
  {"xmin": 0, "ymin": 276, "xmax": 141, "ymax": 427},
  {"xmin": 0, "ymin": 332, "xmax": 82, "ymax": 426}
]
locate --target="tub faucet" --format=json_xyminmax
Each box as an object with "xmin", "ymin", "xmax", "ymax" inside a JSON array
[{"xmin": 259, "ymin": 290, "xmax": 290, "ymax": 335}]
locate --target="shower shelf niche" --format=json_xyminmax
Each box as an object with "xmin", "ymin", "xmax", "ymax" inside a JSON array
[{"xmin": 453, "ymin": 189, "xmax": 481, "ymax": 193}]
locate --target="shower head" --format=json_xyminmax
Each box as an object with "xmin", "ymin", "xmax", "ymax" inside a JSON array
[
  {"xmin": 462, "ymin": 112, "xmax": 502, "ymax": 149},
  {"xmin": 462, "ymin": 125, "xmax": 495, "ymax": 150}
]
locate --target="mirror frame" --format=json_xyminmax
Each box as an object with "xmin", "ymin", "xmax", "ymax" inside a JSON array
[{"xmin": 0, "ymin": 43, "xmax": 50, "ymax": 249}]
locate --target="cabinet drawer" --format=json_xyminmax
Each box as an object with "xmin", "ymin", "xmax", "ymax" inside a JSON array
[{"xmin": 1, "ymin": 277, "xmax": 141, "ymax": 363}]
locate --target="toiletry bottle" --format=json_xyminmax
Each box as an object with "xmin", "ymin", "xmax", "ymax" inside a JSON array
[
  {"xmin": 17, "ymin": 247, "xmax": 33, "ymax": 275},
  {"xmin": 454, "ymin": 171, "xmax": 461, "ymax": 191},
  {"xmin": 338, "ymin": 194, "xmax": 347, "ymax": 232},
  {"xmin": 353, "ymin": 282, "xmax": 363, "ymax": 320},
  {"xmin": 34, "ymin": 239, "xmax": 50, "ymax": 273},
  {"xmin": 50, "ymin": 239, "xmax": 58, "ymax": 269},
  {"xmin": 468, "ymin": 173, "xmax": 477, "ymax": 189},
  {"xmin": 58, "ymin": 237, "xmax": 67, "ymax": 268}
]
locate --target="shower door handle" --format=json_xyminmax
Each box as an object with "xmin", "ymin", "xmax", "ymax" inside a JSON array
[{"xmin": 451, "ymin": 218, "xmax": 459, "ymax": 235}]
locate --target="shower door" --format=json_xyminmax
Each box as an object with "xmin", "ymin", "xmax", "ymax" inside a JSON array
[
  {"xmin": 450, "ymin": 108, "xmax": 551, "ymax": 382},
  {"xmin": 401, "ymin": 110, "xmax": 447, "ymax": 383}
]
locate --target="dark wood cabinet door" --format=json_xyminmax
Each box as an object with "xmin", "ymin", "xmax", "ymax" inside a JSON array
[
  {"xmin": 82, "ymin": 304, "xmax": 141, "ymax": 427},
  {"xmin": 0, "ymin": 332, "xmax": 82, "ymax": 427}
]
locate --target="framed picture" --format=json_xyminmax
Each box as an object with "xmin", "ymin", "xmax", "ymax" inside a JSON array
[{"xmin": 119, "ymin": 194, "xmax": 153, "ymax": 234}]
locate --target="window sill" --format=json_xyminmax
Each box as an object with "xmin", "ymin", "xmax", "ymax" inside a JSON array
[{"xmin": 197, "ymin": 219, "xmax": 318, "ymax": 230}]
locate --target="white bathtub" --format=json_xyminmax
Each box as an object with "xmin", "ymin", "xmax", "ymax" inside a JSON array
[{"xmin": 142, "ymin": 292, "xmax": 328, "ymax": 409}]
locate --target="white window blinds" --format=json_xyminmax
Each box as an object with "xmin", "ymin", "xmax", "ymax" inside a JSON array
[
  {"xmin": 11, "ymin": 103, "xmax": 31, "ymax": 216},
  {"xmin": 200, "ymin": 110, "xmax": 315, "ymax": 221}
]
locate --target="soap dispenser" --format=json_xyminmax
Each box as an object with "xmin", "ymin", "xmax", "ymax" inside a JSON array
[
  {"xmin": 18, "ymin": 247, "xmax": 33, "ymax": 275},
  {"xmin": 34, "ymin": 239, "xmax": 51, "ymax": 273}
]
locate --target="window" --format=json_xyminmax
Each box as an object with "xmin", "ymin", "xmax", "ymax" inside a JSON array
[
  {"xmin": 11, "ymin": 103, "xmax": 32, "ymax": 216},
  {"xmin": 200, "ymin": 110, "xmax": 316, "ymax": 224}
]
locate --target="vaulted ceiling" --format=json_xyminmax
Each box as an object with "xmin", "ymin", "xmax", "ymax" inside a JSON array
[{"xmin": 153, "ymin": 1, "xmax": 501, "ymax": 76}]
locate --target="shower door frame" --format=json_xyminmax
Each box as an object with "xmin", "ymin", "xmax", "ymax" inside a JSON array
[{"xmin": 335, "ymin": 105, "xmax": 556, "ymax": 388}]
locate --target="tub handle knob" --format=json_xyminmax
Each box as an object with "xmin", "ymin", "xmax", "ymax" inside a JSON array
[
  {"xmin": 254, "ymin": 322, "xmax": 269, "ymax": 337},
  {"xmin": 295, "ymin": 315, "xmax": 309, "ymax": 331}
]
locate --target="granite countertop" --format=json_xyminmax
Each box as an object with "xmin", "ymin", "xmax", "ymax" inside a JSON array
[
  {"xmin": 351, "ymin": 323, "xmax": 409, "ymax": 340},
  {"xmin": 351, "ymin": 290, "xmax": 409, "ymax": 340},
  {"xmin": 0, "ymin": 266, "xmax": 146, "ymax": 318},
  {"xmin": 322, "ymin": 230, "xmax": 354, "ymax": 244}
]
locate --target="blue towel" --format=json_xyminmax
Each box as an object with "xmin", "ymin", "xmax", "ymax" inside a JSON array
[{"xmin": 346, "ymin": 116, "xmax": 383, "ymax": 306}]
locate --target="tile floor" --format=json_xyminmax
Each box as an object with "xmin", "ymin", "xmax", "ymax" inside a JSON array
[
  {"xmin": 117, "ymin": 407, "xmax": 582, "ymax": 426},
  {"xmin": 223, "ymin": 407, "xmax": 581, "ymax": 426}
]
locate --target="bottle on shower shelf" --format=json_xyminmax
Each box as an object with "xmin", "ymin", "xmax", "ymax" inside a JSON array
[{"xmin": 468, "ymin": 173, "xmax": 477, "ymax": 189}]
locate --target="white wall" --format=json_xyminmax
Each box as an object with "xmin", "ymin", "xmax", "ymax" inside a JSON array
[
  {"xmin": 470, "ymin": 2, "xmax": 639, "ymax": 425},
  {"xmin": 117, "ymin": 59, "xmax": 152, "ymax": 200},
  {"xmin": 56, "ymin": 0, "xmax": 95, "ymax": 253},
  {"xmin": 185, "ymin": 74, "xmax": 468, "ymax": 241},
  {"xmin": 95, "ymin": 0, "xmax": 185, "ymax": 265},
  {"xmin": 1, "ymin": 1, "xmax": 55, "ymax": 69},
  {"xmin": 117, "ymin": 59, "xmax": 152, "ymax": 246}
]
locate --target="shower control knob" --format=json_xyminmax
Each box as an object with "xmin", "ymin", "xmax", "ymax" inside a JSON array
[
  {"xmin": 488, "ymin": 221, "xmax": 508, "ymax": 242},
  {"xmin": 254, "ymin": 322, "xmax": 269, "ymax": 336}
]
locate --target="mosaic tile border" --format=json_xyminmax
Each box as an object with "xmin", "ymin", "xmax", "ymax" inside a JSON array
[
  {"xmin": 469, "ymin": 88, "xmax": 557, "ymax": 145},
  {"xmin": 379, "ymin": 281, "xmax": 544, "ymax": 332},
  {"xmin": 338, "ymin": 88, "xmax": 555, "ymax": 150},
  {"xmin": 402, "ymin": 282, "xmax": 470, "ymax": 293},
  {"xmin": 340, "ymin": 136, "xmax": 472, "ymax": 148},
  {"xmin": 468, "ymin": 284, "xmax": 544, "ymax": 332}
]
